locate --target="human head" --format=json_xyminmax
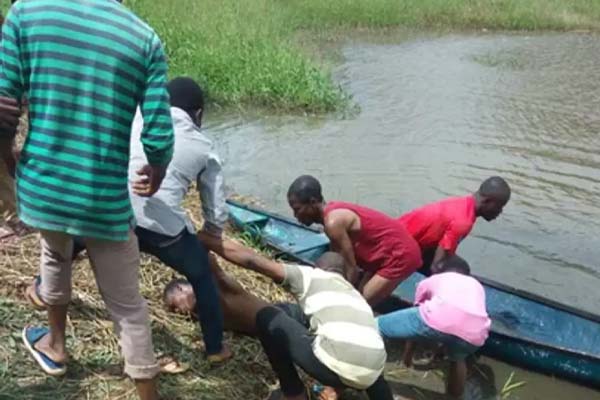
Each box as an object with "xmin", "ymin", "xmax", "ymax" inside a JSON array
[
  {"xmin": 287, "ymin": 175, "xmax": 325, "ymax": 226},
  {"xmin": 167, "ymin": 77, "xmax": 205, "ymax": 127},
  {"xmin": 431, "ymin": 254, "xmax": 471, "ymax": 275},
  {"xmin": 475, "ymin": 176, "xmax": 511, "ymax": 221},
  {"xmin": 163, "ymin": 279, "xmax": 195, "ymax": 314},
  {"xmin": 314, "ymin": 252, "xmax": 345, "ymax": 276}
]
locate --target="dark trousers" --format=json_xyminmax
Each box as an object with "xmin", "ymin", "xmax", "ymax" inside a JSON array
[
  {"xmin": 135, "ymin": 227, "xmax": 224, "ymax": 355},
  {"xmin": 255, "ymin": 305, "xmax": 393, "ymax": 400}
]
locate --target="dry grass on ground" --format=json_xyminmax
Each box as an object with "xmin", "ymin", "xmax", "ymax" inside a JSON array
[
  {"xmin": 0, "ymin": 196, "xmax": 291, "ymax": 400},
  {"xmin": 1, "ymin": 195, "xmax": 415, "ymax": 400}
]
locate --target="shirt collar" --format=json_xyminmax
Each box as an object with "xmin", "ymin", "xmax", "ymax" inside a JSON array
[{"xmin": 170, "ymin": 107, "xmax": 199, "ymax": 132}]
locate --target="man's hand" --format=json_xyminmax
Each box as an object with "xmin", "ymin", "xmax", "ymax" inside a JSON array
[
  {"xmin": 0, "ymin": 96, "xmax": 20, "ymax": 135},
  {"xmin": 347, "ymin": 266, "xmax": 360, "ymax": 286},
  {"xmin": 132, "ymin": 164, "xmax": 167, "ymax": 197}
]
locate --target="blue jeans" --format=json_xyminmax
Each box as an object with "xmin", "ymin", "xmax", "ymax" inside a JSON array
[
  {"xmin": 377, "ymin": 307, "xmax": 478, "ymax": 361},
  {"xmin": 136, "ymin": 227, "xmax": 224, "ymax": 355}
]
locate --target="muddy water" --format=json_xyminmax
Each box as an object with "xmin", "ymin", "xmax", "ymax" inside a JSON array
[{"xmin": 209, "ymin": 33, "xmax": 600, "ymax": 398}]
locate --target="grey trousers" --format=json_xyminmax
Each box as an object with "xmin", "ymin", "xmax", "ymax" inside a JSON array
[{"xmin": 39, "ymin": 229, "xmax": 159, "ymax": 379}]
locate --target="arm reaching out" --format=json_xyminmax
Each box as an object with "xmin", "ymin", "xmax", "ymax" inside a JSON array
[
  {"xmin": 430, "ymin": 245, "xmax": 448, "ymax": 273},
  {"xmin": 433, "ymin": 220, "xmax": 468, "ymax": 271},
  {"xmin": 197, "ymin": 232, "xmax": 285, "ymax": 283},
  {"xmin": 324, "ymin": 209, "xmax": 360, "ymax": 284}
]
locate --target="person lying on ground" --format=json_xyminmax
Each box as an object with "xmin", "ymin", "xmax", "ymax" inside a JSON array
[
  {"xmin": 28, "ymin": 252, "xmax": 268, "ymax": 337},
  {"xmin": 163, "ymin": 252, "xmax": 272, "ymax": 337},
  {"xmin": 377, "ymin": 255, "xmax": 491, "ymax": 398},
  {"xmin": 398, "ymin": 177, "xmax": 511, "ymax": 275},
  {"xmin": 286, "ymin": 175, "xmax": 422, "ymax": 307},
  {"xmin": 200, "ymin": 233, "xmax": 394, "ymax": 400},
  {"xmin": 25, "ymin": 76, "xmax": 232, "ymax": 364}
]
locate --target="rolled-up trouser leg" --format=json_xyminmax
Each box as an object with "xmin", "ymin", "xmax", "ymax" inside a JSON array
[
  {"xmin": 84, "ymin": 230, "xmax": 159, "ymax": 380},
  {"xmin": 39, "ymin": 230, "xmax": 74, "ymax": 305}
]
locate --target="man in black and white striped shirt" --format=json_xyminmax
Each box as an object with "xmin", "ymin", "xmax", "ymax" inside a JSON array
[{"xmin": 199, "ymin": 233, "xmax": 393, "ymax": 400}]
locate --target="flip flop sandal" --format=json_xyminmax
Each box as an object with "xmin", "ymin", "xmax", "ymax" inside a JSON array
[
  {"xmin": 22, "ymin": 326, "xmax": 67, "ymax": 376},
  {"xmin": 158, "ymin": 355, "xmax": 189, "ymax": 374},
  {"xmin": 25, "ymin": 276, "xmax": 46, "ymax": 310}
]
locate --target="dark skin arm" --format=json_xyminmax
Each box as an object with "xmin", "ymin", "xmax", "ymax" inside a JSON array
[
  {"xmin": 0, "ymin": 96, "xmax": 22, "ymax": 178},
  {"xmin": 198, "ymin": 232, "xmax": 285, "ymax": 284},
  {"xmin": 324, "ymin": 209, "xmax": 360, "ymax": 285},
  {"xmin": 430, "ymin": 246, "xmax": 448, "ymax": 272}
]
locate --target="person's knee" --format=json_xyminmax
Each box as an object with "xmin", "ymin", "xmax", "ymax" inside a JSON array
[
  {"xmin": 182, "ymin": 246, "xmax": 212, "ymax": 283},
  {"xmin": 255, "ymin": 306, "xmax": 281, "ymax": 336},
  {"xmin": 100, "ymin": 282, "xmax": 148, "ymax": 319},
  {"xmin": 184, "ymin": 266, "xmax": 213, "ymax": 288}
]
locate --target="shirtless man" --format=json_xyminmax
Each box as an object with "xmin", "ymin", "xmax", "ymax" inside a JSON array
[
  {"xmin": 199, "ymin": 233, "xmax": 393, "ymax": 400},
  {"xmin": 399, "ymin": 176, "xmax": 511, "ymax": 275},
  {"xmin": 286, "ymin": 175, "xmax": 422, "ymax": 307},
  {"xmin": 162, "ymin": 251, "xmax": 271, "ymax": 336}
]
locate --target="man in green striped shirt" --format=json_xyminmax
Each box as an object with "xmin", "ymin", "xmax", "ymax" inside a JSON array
[{"xmin": 0, "ymin": 1, "xmax": 173, "ymax": 398}]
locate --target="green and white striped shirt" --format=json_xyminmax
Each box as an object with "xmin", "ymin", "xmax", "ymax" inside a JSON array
[
  {"xmin": 282, "ymin": 264, "xmax": 387, "ymax": 389},
  {"xmin": 0, "ymin": 0, "xmax": 174, "ymax": 241}
]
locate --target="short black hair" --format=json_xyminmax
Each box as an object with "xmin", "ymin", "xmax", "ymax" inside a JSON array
[
  {"xmin": 438, "ymin": 255, "xmax": 471, "ymax": 275},
  {"xmin": 479, "ymin": 176, "xmax": 511, "ymax": 202},
  {"xmin": 163, "ymin": 278, "xmax": 189, "ymax": 305},
  {"xmin": 287, "ymin": 175, "xmax": 323, "ymax": 203},
  {"xmin": 315, "ymin": 251, "xmax": 345, "ymax": 276},
  {"xmin": 167, "ymin": 77, "xmax": 204, "ymax": 113}
]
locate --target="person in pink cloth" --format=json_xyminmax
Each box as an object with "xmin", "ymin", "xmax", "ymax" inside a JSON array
[{"xmin": 377, "ymin": 255, "xmax": 490, "ymax": 398}]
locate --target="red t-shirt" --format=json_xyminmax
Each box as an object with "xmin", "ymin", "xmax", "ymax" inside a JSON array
[
  {"xmin": 324, "ymin": 201, "xmax": 422, "ymax": 280},
  {"xmin": 398, "ymin": 195, "xmax": 477, "ymax": 253}
]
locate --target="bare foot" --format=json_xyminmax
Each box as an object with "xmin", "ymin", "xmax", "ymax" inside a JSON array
[
  {"xmin": 34, "ymin": 333, "xmax": 68, "ymax": 364},
  {"xmin": 206, "ymin": 344, "xmax": 233, "ymax": 365},
  {"xmin": 318, "ymin": 386, "xmax": 342, "ymax": 400}
]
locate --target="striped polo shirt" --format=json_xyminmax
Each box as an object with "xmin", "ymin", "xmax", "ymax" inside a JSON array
[
  {"xmin": 0, "ymin": 0, "xmax": 174, "ymax": 241},
  {"xmin": 282, "ymin": 264, "xmax": 387, "ymax": 389}
]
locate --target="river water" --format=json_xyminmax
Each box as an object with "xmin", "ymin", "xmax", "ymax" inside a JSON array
[{"xmin": 208, "ymin": 33, "xmax": 600, "ymax": 398}]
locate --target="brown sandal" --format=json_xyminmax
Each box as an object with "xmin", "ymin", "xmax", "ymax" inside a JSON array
[{"xmin": 158, "ymin": 355, "xmax": 189, "ymax": 374}]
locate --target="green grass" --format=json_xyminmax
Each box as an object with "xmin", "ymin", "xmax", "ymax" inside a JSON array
[
  {"xmin": 3, "ymin": 0, "xmax": 600, "ymax": 112},
  {"xmin": 125, "ymin": 0, "xmax": 600, "ymax": 112}
]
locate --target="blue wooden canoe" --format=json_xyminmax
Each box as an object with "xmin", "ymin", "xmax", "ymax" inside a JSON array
[{"xmin": 226, "ymin": 199, "xmax": 600, "ymax": 388}]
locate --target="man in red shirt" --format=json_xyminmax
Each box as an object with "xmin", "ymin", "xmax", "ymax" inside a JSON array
[
  {"xmin": 287, "ymin": 175, "xmax": 422, "ymax": 307},
  {"xmin": 399, "ymin": 176, "xmax": 511, "ymax": 275}
]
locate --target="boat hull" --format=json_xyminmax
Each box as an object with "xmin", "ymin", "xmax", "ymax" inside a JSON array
[{"xmin": 226, "ymin": 200, "xmax": 600, "ymax": 388}]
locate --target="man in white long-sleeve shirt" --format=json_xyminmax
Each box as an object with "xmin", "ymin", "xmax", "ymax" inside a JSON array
[
  {"xmin": 27, "ymin": 77, "xmax": 232, "ymax": 363},
  {"xmin": 129, "ymin": 77, "xmax": 231, "ymax": 363}
]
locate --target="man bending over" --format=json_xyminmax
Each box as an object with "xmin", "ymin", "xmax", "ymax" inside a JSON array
[
  {"xmin": 287, "ymin": 175, "xmax": 422, "ymax": 307},
  {"xmin": 399, "ymin": 177, "xmax": 511, "ymax": 275}
]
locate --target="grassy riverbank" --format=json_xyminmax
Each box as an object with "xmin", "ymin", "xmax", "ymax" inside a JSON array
[
  {"xmin": 1, "ymin": 0, "xmax": 598, "ymax": 112},
  {"xmin": 127, "ymin": 0, "xmax": 600, "ymax": 112}
]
